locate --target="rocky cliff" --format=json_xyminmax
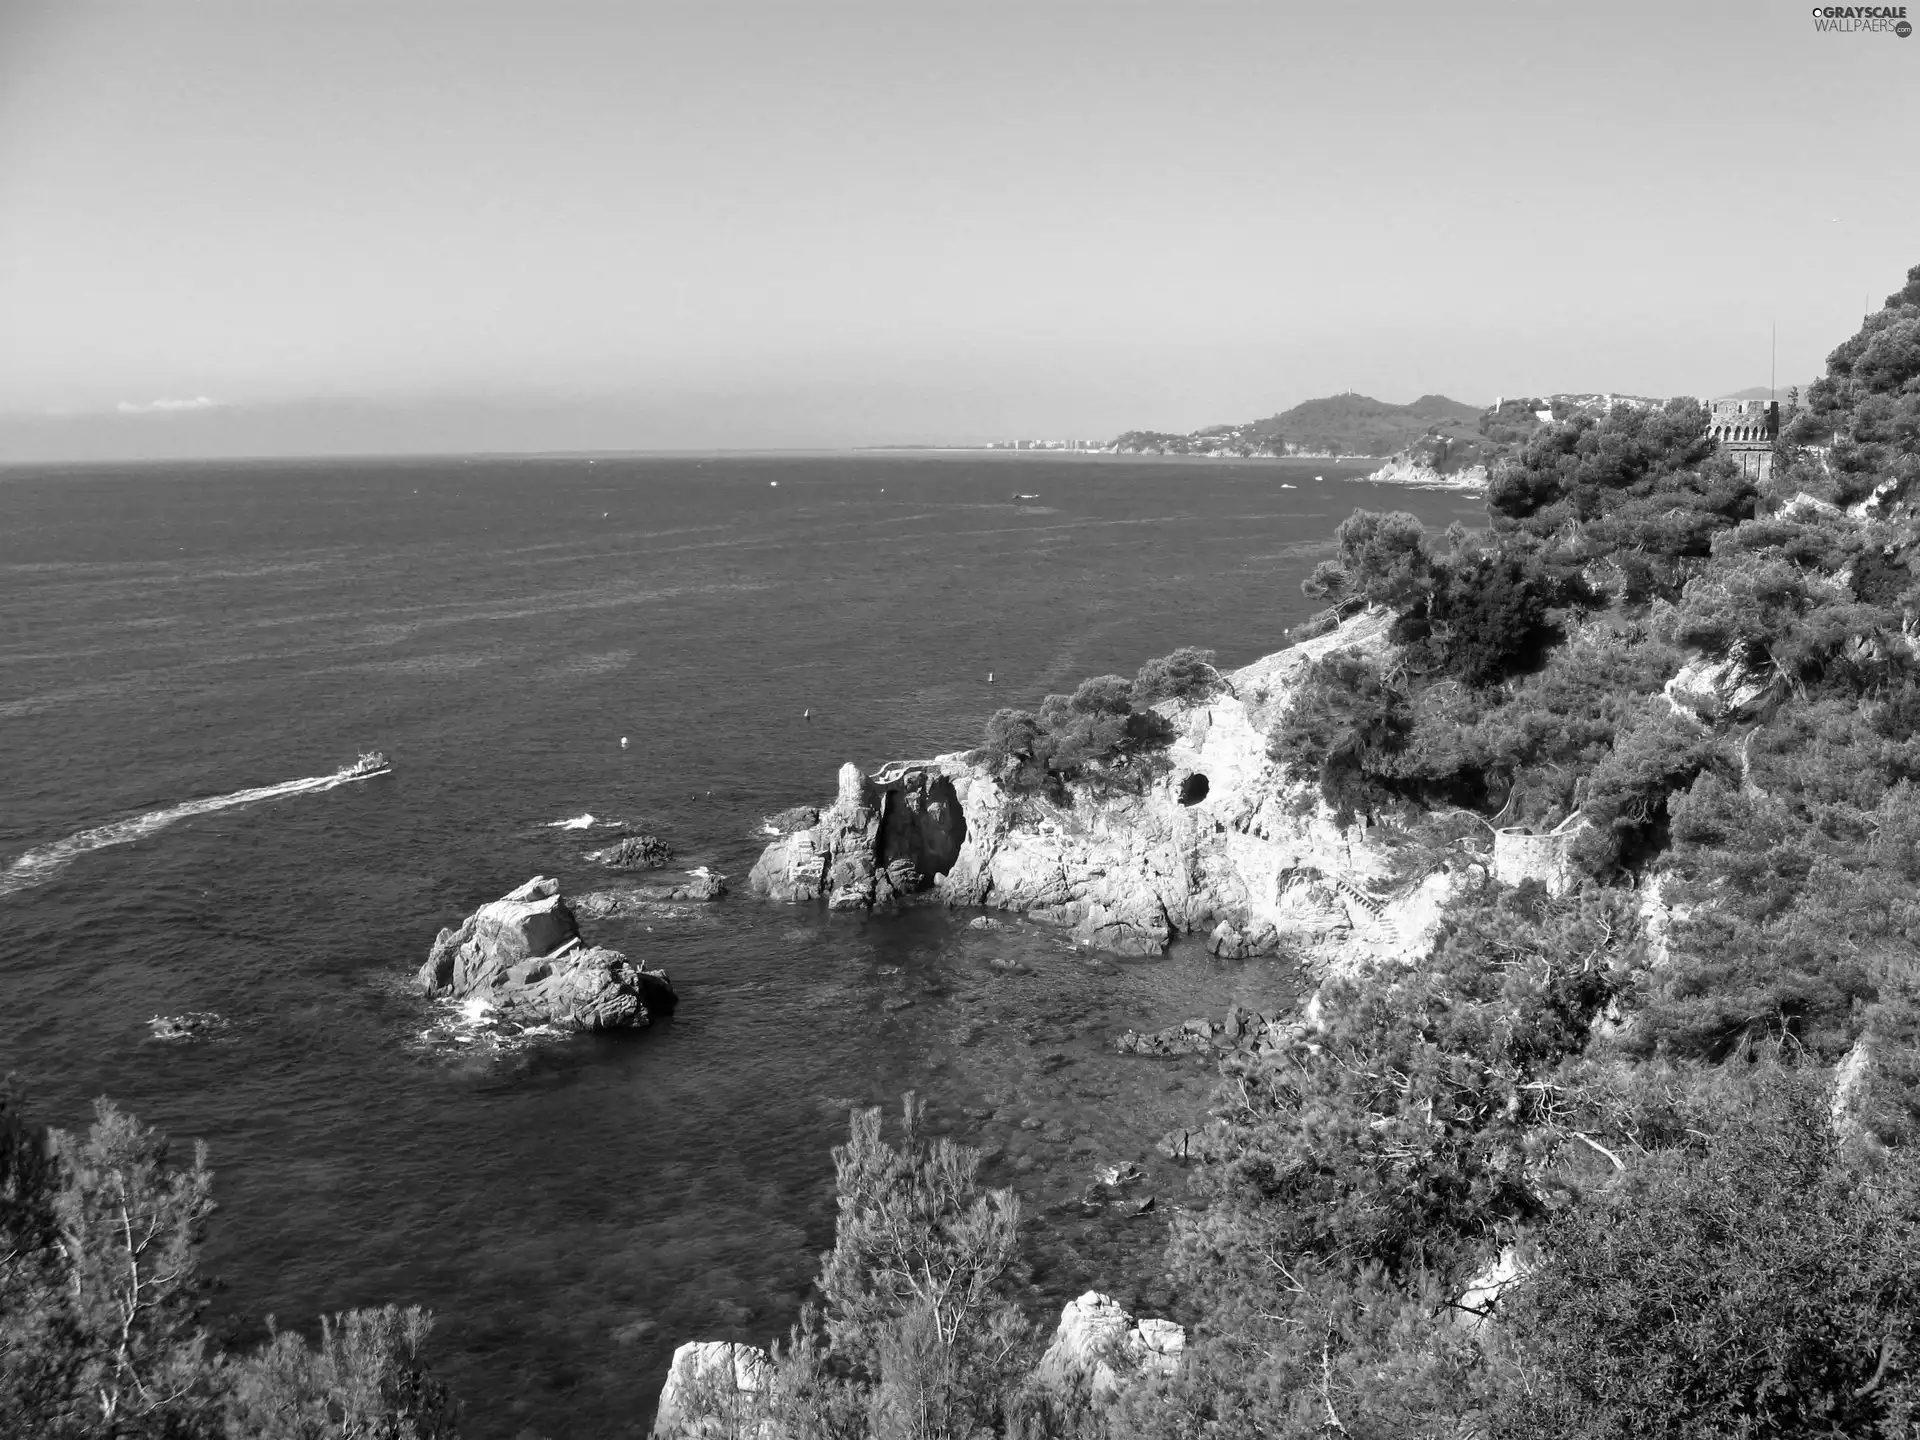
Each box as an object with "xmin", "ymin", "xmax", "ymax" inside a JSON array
[{"xmin": 750, "ymin": 611, "xmax": 1463, "ymax": 969}]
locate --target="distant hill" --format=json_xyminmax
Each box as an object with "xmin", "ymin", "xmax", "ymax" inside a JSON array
[
  {"xmin": 1717, "ymin": 383, "xmax": 1816, "ymax": 402},
  {"xmin": 1110, "ymin": 392, "xmax": 1487, "ymax": 460},
  {"xmin": 1243, "ymin": 393, "xmax": 1484, "ymax": 453}
]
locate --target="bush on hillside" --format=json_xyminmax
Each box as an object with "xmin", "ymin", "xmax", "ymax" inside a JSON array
[
  {"xmin": 1131, "ymin": 647, "xmax": 1224, "ymax": 707},
  {"xmin": 1268, "ymin": 650, "xmax": 1411, "ymax": 821},
  {"xmin": 1299, "ymin": 509, "xmax": 1436, "ymax": 612},
  {"xmin": 976, "ymin": 674, "xmax": 1178, "ymax": 799},
  {"xmin": 1487, "ymin": 399, "xmax": 1757, "ymax": 574},
  {"xmin": 1417, "ymin": 547, "xmax": 1564, "ymax": 686}
]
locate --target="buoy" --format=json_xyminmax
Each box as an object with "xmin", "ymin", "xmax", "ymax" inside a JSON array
[
  {"xmin": 771, "ymin": 481, "xmax": 779, "ymax": 487},
  {"xmin": 987, "ymin": 671, "xmax": 994, "ymax": 683},
  {"xmin": 621, "ymin": 736, "xmax": 629, "ymax": 748},
  {"xmin": 804, "ymin": 708, "xmax": 811, "ymax": 720}
]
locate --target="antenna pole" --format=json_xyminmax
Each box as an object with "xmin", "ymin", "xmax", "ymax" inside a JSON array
[{"xmin": 1771, "ymin": 318, "xmax": 1776, "ymax": 404}]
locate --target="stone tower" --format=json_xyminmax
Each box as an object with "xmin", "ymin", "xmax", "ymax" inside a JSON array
[{"xmin": 1709, "ymin": 398, "xmax": 1778, "ymax": 482}]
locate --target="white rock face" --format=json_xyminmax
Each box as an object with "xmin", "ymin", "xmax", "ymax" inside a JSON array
[
  {"xmin": 652, "ymin": 1341, "xmax": 772, "ymax": 1439},
  {"xmin": 1663, "ymin": 653, "xmax": 1779, "ymax": 723},
  {"xmin": 752, "ymin": 611, "xmax": 1465, "ymax": 966},
  {"xmin": 1033, "ymin": 1291, "xmax": 1185, "ymax": 1399},
  {"xmin": 1455, "ymin": 1248, "xmax": 1525, "ymax": 1332},
  {"xmin": 1832, "ymin": 1037, "xmax": 1874, "ymax": 1141}
]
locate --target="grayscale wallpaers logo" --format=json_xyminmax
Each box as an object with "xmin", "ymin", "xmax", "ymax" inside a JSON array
[{"xmin": 1810, "ymin": 5, "xmax": 1912, "ymax": 32}]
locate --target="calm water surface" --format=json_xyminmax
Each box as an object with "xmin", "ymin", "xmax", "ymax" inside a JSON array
[{"xmin": 0, "ymin": 454, "xmax": 1483, "ymax": 1438}]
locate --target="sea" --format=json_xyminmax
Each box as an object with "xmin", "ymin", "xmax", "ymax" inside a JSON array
[{"xmin": 0, "ymin": 453, "xmax": 1485, "ymax": 1438}]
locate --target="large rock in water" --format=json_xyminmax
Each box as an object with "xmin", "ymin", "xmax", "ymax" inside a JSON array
[
  {"xmin": 750, "ymin": 610, "xmax": 1466, "ymax": 965},
  {"xmin": 417, "ymin": 876, "xmax": 675, "ymax": 1031}
]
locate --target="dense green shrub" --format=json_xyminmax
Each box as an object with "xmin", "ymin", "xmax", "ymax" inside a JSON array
[
  {"xmin": 1417, "ymin": 547, "xmax": 1563, "ymax": 685},
  {"xmin": 1130, "ymin": 648, "xmax": 1224, "ymax": 707},
  {"xmin": 1267, "ymin": 650, "xmax": 1411, "ymax": 820},
  {"xmin": 976, "ymin": 674, "xmax": 1178, "ymax": 798},
  {"xmin": 1496, "ymin": 1075, "xmax": 1920, "ymax": 1439},
  {"xmin": 1487, "ymin": 398, "xmax": 1752, "ymax": 549},
  {"xmin": 1298, "ymin": 509, "xmax": 1435, "ymax": 611},
  {"xmin": 1566, "ymin": 699, "xmax": 1719, "ymax": 872}
]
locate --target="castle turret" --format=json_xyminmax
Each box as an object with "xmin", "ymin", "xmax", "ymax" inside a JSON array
[{"xmin": 1709, "ymin": 398, "xmax": 1778, "ymax": 482}]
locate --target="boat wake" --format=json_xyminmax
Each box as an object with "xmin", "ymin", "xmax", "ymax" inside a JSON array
[{"xmin": 0, "ymin": 756, "xmax": 391, "ymax": 899}]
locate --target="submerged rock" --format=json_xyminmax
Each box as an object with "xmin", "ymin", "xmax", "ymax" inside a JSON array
[
  {"xmin": 1118, "ymin": 1003, "xmax": 1302, "ymax": 1058},
  {"xmin": 574, "ymin": 872, "xmax": 728, "ymax": 918},
  {"xmin": 417, "ymin": 876, "xmax": 675, "ymax": 1032},
  {"xmin": 586, "ymin": 833, "xmax": 674, "ymax": 869}
]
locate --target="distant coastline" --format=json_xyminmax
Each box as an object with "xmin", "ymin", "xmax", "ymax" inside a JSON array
[{"xmin": 850, "ymin": 446, "xmax": 1381, "ymax": 463}]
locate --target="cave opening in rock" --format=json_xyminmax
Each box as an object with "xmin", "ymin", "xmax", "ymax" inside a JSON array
[
  {"xmin": 875, "ymin": 775, "xmax": 969, "ymax": 888},
  {"xmin": 1178, "ymin": 773, "xmax": 1210, "ymax": 806}
]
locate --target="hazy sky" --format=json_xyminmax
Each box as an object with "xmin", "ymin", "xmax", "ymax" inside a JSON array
[{"xmin": 2, "ymin": 0, "xmax": 1916, "ymax": 456}]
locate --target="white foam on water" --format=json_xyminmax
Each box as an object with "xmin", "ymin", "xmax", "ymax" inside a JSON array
[
  {"xmin": 549, "ymin": 813, "xmax": 596, "ymax": 830},
  {"xmin": 416, "ymin": 993, "xmax": 560, "ymax": 1055},
  {"xmin": 0, "ymin": 762, "xmax": 389, "ymax": 899}
]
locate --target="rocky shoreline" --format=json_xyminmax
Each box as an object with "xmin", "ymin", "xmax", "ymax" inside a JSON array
[
  {"xmin": 1362, "ymin": 454, "xmax": 1488, "ymax": 491},
  {"xmin": 748, "ymin": 609, "xmax": 1463, "ymax": 972}
]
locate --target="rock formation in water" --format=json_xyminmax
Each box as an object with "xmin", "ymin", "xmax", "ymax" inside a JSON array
[
  {"xmin": 573, "ymin": 869, "xmax": 729, "ymax": 918},
  {"xmin": 750, "ymin": 610, "xmax": 1462, "ymax": 967},
  {"xmin": 417, "ymin": 876, "xmax": 676, "ymax": 1031},
  {"xmin": 586, "ymin": 833, "xmax": 675, "ymax": 869}
]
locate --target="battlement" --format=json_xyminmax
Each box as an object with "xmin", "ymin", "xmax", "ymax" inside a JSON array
[{"xmin": 1709, "ymin": 398, "xmax": 1778, "ymax": 443}]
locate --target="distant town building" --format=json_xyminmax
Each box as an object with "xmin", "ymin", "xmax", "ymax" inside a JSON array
[{"xmin": 1709, "ymin": 398, "xmax": 1778, "ymax": 482}]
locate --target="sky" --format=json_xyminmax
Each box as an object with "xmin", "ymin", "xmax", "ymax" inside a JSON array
[{"xmin": 1, "ymin": 0, "xmax": 1916, "ymax": 459}]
